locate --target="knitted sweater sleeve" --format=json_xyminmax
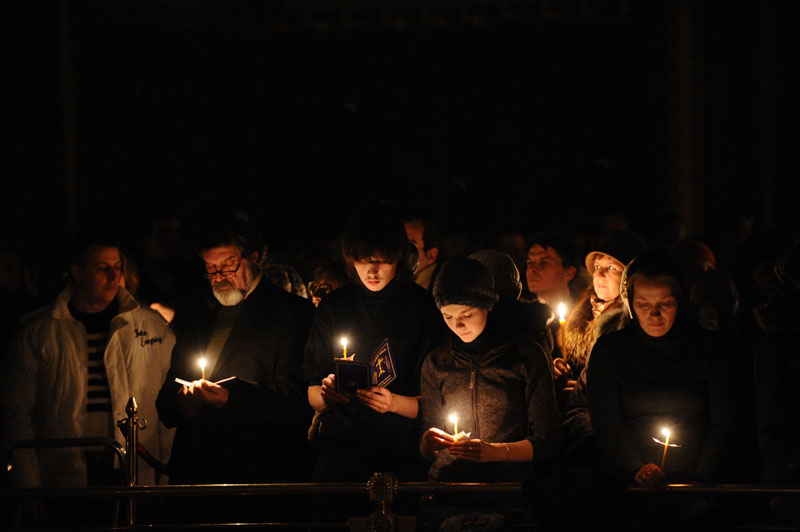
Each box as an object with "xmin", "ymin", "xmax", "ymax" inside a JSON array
[
  {"xmin": 525, "ymin": 343, "xmax": 563, "ymax": 463},
  {"xmin": 418, "ymin": 352, "xmax": 443, "ymax": 447}
]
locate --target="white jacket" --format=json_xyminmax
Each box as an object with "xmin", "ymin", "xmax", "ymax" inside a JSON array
[{"xmin": 1, "ymin": 286, "xmax": 176, "ymax": 487}]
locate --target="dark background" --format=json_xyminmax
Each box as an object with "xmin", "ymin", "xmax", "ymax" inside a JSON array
[{"xmin": 5, "ymin": 0, "xmax": 800, "ymax": 255}]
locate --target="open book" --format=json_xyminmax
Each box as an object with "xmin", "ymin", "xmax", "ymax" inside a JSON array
[{"xmin": 334, "ymin": 338, "xmax": 396, "ymax": 394}]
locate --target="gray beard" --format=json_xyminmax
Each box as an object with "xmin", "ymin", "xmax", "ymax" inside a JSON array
[{"xmin": 212, "ymin": 266, "xmax": 255, "ymax": 306}]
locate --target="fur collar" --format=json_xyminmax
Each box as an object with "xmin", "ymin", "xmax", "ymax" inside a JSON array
[{"xmin": 563, "ymin": 288, "xmax": 628, "ymax": 371}]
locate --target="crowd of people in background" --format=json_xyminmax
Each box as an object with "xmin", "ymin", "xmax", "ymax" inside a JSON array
[{"xmin": 1, "ymin": 199, "xmax": 799, "ymax": 531}]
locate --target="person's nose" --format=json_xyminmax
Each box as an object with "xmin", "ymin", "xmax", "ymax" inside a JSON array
[
  {"xmin": 209, "ymin": 271, "xmax": 226, "ymax": 283},
  {"xmin": 650, "ymin": 307, "xmax": 661, "ymax": 317},
  {"xmin": 367, "ymin": 263, "xmax": 379, "ymax": 275}
]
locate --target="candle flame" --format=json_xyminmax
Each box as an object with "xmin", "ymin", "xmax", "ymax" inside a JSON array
[
  {"xmin": 341, "ymin": 337, "xmax": 348, "ymax": 348},
  {"xmin": 662, "ymin": 427, "xmax": 671, "ymax": 438},
  {"xmin": 199, "ymin": 357, "xmax": 207, "ymax": 370},
  {"xmin": 557, "ymin": 302, "xmax": 567, "ymax": 321},
  {"xmin": 448, "ymin": 413, "xmax": 458, "ymax": 424}
]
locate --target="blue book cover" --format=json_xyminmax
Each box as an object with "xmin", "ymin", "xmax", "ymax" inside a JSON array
[{"xmin": 334, "ymin": 338, "xmax": 396, "ymax": 393}]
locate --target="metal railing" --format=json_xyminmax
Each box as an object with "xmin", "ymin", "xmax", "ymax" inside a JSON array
[
  {"xmin": 0, "ymin": 477, "xmax": 523, "ymax": 531},
  {"xmin": 5, "ymin": 397, "xmax": 146, "ymax": 527},
  {"xmin": 4, "ymin": 397, "xmax": 798, "ymax": 530}
]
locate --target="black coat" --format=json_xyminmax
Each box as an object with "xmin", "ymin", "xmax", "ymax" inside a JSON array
[
  {"xmin": 755, "ymin": 332, "xmax": 800, "ymax": 484},
  {"xmin": 587, "ymin": 320, "xmax": 736, "ymax": 482},
  {"xmin": 156, "ymin": 279, "xmax": 314, "ymax": 484}
]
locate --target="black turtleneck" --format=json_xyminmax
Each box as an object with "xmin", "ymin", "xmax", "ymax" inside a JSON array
[
  {"xmin": 451, "ymin": 313, "xmax": 505, "ymax": 362},
  {"xmin": 303, "ymin": 277, "xmax": 444, "ymax": 464},
  {"xmin": 587, "ymin": 316, "xmax": 736, "ymax": 481}
]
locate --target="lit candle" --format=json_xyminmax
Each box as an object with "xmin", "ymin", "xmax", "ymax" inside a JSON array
[
  {"xmin": 199, "ymin": 357, "xmax": 207, "ymax": 381},
  {"xmin": 660, "ymin": 427, "xmax": 671, "ymax": 469},
  {"xmin": 449, "ymin": 413, "xmax": 458, "ymax": 436},
  {"xmin": 341, "ymin": 337, "xmax": 348, "ymax": 359},
  {"xmin": 557, "ymin": 302, "xmax": 567, "ymax": 360}
]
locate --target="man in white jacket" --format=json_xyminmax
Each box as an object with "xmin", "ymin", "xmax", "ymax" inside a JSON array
[{"xmin": 1, "ymin": 239, "xmax": 175, "ymax": 488}]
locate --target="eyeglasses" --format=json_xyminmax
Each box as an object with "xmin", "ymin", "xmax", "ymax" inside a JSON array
[{"xmin": 203, "ymin": 257, "xmax": 243, "ymax": 280}]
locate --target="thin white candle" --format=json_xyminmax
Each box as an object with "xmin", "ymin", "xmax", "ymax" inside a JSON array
[
  {"xmin": 449, "ymin": 413, "xmax": 458, "ymax": 436},
  {"xmin": 660, "ymin": 427, "xmax": 671, "ymax": 469}
]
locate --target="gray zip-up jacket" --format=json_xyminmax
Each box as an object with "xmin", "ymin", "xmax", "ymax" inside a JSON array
[{"xmin": 419, "ymin": 323, "xmax": 562, "ymax": 480}]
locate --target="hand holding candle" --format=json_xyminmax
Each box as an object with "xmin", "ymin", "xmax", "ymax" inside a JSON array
[
  {"xmin": 421, "ymin": 427, "xmax": 456, "ymax": 458},
  {"xmin": 448, "ymin": 412, "xmax": 469, "ymax": 441},
  {"xmin": 652, "ymin": 426, "xmax": 680, "ymax": 470}
]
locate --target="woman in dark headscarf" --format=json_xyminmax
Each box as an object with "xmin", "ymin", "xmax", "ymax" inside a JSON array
[
  {"xmin": 588, "ymin": 251, "xmax": 735, "ymax": 487},
  {"xmin": 586, "ymin": 252, "xmax": 736, "ymax": 529}
]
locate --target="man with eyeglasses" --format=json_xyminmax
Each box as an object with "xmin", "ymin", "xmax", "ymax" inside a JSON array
[
  {"xmin": 1, "ymin": 236, "xmax": 176, "ymax": 496},
  {"xmin": 156, "ymin": 219, "xmax": 314, "ymax": 491}
]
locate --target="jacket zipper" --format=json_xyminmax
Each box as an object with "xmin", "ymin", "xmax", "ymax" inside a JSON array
[{"xmin": 470, "ymin": 366, "xmax": 478, "ymax": 438}]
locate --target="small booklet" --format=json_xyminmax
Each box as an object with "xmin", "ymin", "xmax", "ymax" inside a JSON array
[
  {"xmin": 334, "ymin": 338, "xmax": 397, "ymax": 394},
  {"xmin": 174, "ymin": 376, "xmax": 258, "ymax": 388}
]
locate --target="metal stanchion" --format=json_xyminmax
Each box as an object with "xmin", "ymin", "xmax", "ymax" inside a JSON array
[
  {"xmin": 347, "ymin": 473, "xmax": 415, "ymax": 532},
  {"xmin": 117, "ymin": 396, "xmax": 146, "ymax": 526}
]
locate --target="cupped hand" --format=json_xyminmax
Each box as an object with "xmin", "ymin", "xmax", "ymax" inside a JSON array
[
  {"xmin": 635, "ymin": 463, "xmax": 667, "ymax": 492},
  {"xmin": 448, "ymin": 438, "xmax": 498, "ymax": 463},
  {"xmin": 422, "ymin": 427, "xmax": 455, "ymax": 452},
  {"xmin": 356, "ymin": 386, "xmax": 393, "ymax": 414},
  {"xmin": 196, "ymin": 379, "xmax": 229, "ymax": 408},
  {"xmin": 320, "ymin": 374, "xmax": 350, "ymax": 408},
  {"xmin": 553, "ymin": 358, "xmax": 571, "ymax": 379}
]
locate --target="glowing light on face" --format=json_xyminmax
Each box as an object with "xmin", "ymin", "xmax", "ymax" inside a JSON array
[
  {"xmin": 353, "ymin": 260, "xmax": 398, "ymax": 292},
  {"xmin": 632, "ymin": 279, "xmax": 679, "ymax": 337},
  {"xmin": 440, "ymin": 305, "xmax": 489, "ymax": 343}
]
